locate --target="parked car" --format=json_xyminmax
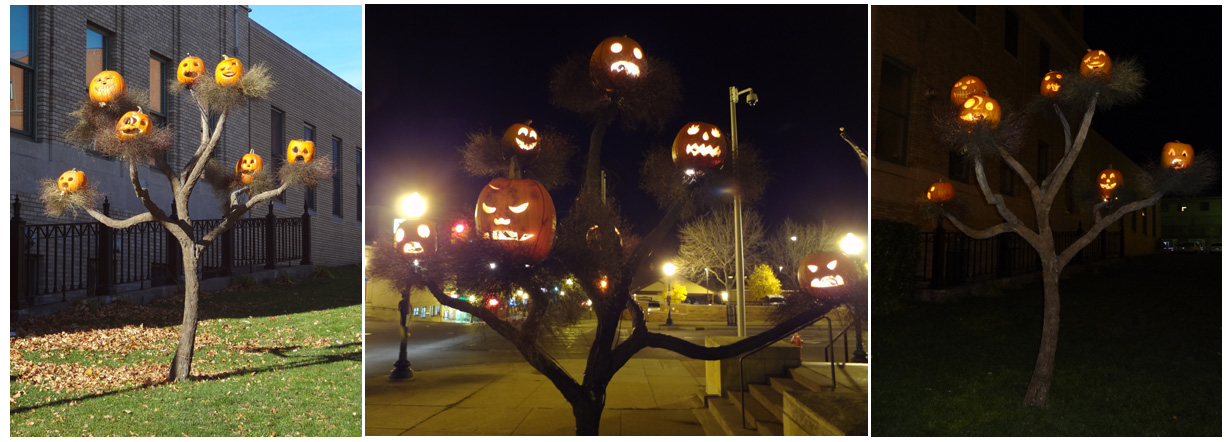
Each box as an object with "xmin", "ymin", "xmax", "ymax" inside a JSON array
[
  {"xmin": 1174, "ymin": 242, "xmax": 1203, "ymax": 253},
  {"xmin": 762, "ymin": 295, "xmax": 786, "ymax": 305},
  {"xmin": 1210, "ymin": 243, "xmax": 1222, "ymax": 252}
]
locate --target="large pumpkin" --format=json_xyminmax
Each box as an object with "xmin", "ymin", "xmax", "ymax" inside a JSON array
[
  {"xmin": 235, "ymin": 150, "xmax": 264, "ymax": 185},
  {"xmin": 1040, "ymin": 71, "xmax": 1064, "ymax": 98},
  {"xmin": 287, "ymin": 140, "xmax": 315, "ymax": 164},
  {"xmin": 115, "ymin": 107, "xmax": 152, "ymax": 140},
  {"xmin": 177, "ymin": 54, "xmax": 205, "ymax": 86},
  {"xmin": 89, "ymin": 70, "xmax": 126, "ymax": 105},
  {"xmin": 1097, "ymin": 167, "xmax": 1122, "ymax": 201},
  {"xmin": 215, "ymin": 55, "xmax": 244, "ymax": 87},
  {"xmin": 58, "ymin": 169, "xmax": 89, "ymax": 194},
  {"xmin": 950, "ymin": 75, "xmax": 988, "ymax": 105},
  {"xmin": 475, "ymin": 177, "xmax": 556, "ymax": 262},
  {"xmin": 590, "ymin": 36, "xmax": 645, "ymax": 92},
  {"xmin": 798, "ymin": 252, "xmax": 849, "ymax": 297},
  {"xmin": 395, "ymin": 221, "xmax": 436, "ymax": 256},
  {"xmin": 1161, "ymin": 141, "xmax": 1194, "ymax": 170},
  {"xmin": 671, "ymin": 122, "xmax": 725, "ymax": 176},
  {"xmin": 1080, "ymin": 49, "xmax": 1112, "ymax": 80},
  {"xmin": 502, "ymin": 122, "xmax": 539, "ymax": 156},
  {"xmin": 958, "ymin": 94, "xmax": 1001, "ymax": 129},
  {"xmin": 927, "ymin": 180, "xmax": 955, "ymax": 203}
]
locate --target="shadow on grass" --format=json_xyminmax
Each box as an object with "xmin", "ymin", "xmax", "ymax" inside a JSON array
[{"xmin": 10, "ymin": 341, "xmax": 361, "ymax": 414}]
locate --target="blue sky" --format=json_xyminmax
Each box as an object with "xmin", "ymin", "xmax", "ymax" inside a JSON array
[{"xmin": 248, "ymin": 5, "xmax": 362, "ymax": 91}]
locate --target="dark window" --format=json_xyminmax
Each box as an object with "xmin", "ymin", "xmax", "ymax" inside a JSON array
[
  {"xmin": 1037, "ymin": 140, "xmax": 1050, "ymax": 181},
  {"xmin": 304, "ymin": 124, "xmax": 316, "ymax": 212},
  {"xmin": 949, "ymin": 150, "xmax": 971, "ymax": 183},
  {"xmin": 1162, "ymin": 201, "xmax": 1169, "ymax": 212},
  {"xmin": 271, "ymin": 108, "xmax": 285, "ymax": 202},
  {"xmin": 11, "ymin": 5, "xmax": 34, "ymax": 135},
  {"xmin": 1130, "ymin": 210, "xmax": 1136, "ymax": 232},
  {"xmin": 998, "ymin": 158, "xmax": 1015, "ymax": 196},
  {"xmin": 1004, "ymin": 9, "xmax": 1019, "ymax": 57},
  {"xmin": 876, "ymin": 57, "xmax": 912, "ymax": 165},
  {"xmin": 957, "ymin": 5, "xmax": 976, "ymax": 23},
  {"xmin": 148, "ymin": 53, "xmax": 170, "ymax": 125},
  {"xmin": 332, "ymin": 137, "xmax": 343, "ymax": 218},
  {"xmin": 86, "ymin": 25, "xmax": 111, "ymax": 84},
  {"xmin": 1038, "ymin": 40, "xmax": 1051, "ymax": 78},
  {"xmin": 1142, "ymin": 208, "xmax": 1148, "ymax": 235},
  {"xmin": 355, "ymin": 148, "xmax": 362, "ymax": 222},
  {"xmin": 1200, "ymin": 201, "xmax": 1210, "ymax": 211}
]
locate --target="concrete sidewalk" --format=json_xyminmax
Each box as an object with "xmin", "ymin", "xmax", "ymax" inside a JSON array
[{"xmin": 365, "ymin": 358, "xmax": 711, "ymax": 436}]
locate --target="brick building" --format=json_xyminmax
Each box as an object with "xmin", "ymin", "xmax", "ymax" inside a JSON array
[{"xmin": 10, "ymin": 5, "xmax": 362, "ymax": 267}]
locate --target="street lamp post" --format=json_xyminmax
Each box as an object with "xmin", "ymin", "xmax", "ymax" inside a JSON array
[
  {"xmin": 729, "ymin": 86, "xmax": 758, "ymax": 337},
  {"xmin": 663, "ymin": 262, "xmax": 676, "ymax": 326},
  {"xmin": 841, "ymin": 232, "xmax": 867, "ymax": 363},
  {"xmin": 390, "ymin": 192, "xmax": 429, "ymax": 382}
]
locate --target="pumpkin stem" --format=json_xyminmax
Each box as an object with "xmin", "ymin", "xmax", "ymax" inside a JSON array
[
  {"xmin": 222, "ymin": 54, "xmax": 230, "ymax": 60},
  {"xmin": 507, "ymin": 156, "xmax": 521, "ymax": 180}
]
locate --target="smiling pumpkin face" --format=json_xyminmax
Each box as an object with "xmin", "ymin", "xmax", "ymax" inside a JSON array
[
  {"xmin": 502, "ymin": 123, "xmax": 539, "ymax": 155},
  {"xmin": 671, "ymin": 122, "xmax": 725, "ymax": 176},
  {"xmin": 1097, "ymin": 168, "xmax": 1122, "ymax": 201},
  {"xmin": 215, "ymin": 55, "xmax": 243, "ymax": 87},
  {"xmin": 590, "ymin": 36, "xmax": 645, "ymax": 92},
  {"xmin": 115, "ymin": 107, "xmax": 152, "ymax": 140},
  {"xmin": 950, "ymin": 75, "xmax": 988, "ymax": 105},
  {"xmin": 799, "ymin": 252, "xmax": 849, "ymax": 297},
  {"xmin": 235, "ymin": 151, "xmax": 264, "ymax": 185},
  {"xmin": 1080, "ymin": 49, "xmax": 1112, "ymax": 80},
  {"xmin": 475, "ymin": 177, "xmax": 556, "ymax": 262},
  {"xmin": 89, "ymin": 70, "xmax": 127, "ymax": 105}
]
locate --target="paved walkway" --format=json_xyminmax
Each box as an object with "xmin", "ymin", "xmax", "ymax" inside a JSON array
[{"xmin": 365, "ymin": 358, "xmax": 711, "ymax": 436}]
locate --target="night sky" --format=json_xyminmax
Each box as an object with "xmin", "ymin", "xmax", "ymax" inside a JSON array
[{"xmin": 365, "ymin": 5, "xmax": 870, "ymax": 246}]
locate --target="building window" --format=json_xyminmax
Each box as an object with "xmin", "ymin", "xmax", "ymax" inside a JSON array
[
  {"xmin": 304, "ymin": 124, "xmax": 316, "ymax": 212},
  {"xmin": 148, "ymin": 54, "xmax": 169, "ymax": 125},
  {"xmin": 11, "ymin": 5, "xmax": 34, "ymax": 135},
  {"xmin": 1036, "ymin": 140, "xmax": 1050, "ymax": 181},
  {"xmin": 271, "ymin": 108, "xmax": 285, "ymax": 202},
  {"xmin": 332, "ymin": 137, "xmax": 343, "ymax": 218},
  {"xmin": 1200, "ymin": 201, "xmax": 1210, "ymax": 211},
  {"xmin": 1130, "ymin": 210, "xmax": 1136, "ymax": 232},
  {"xmin": 1004, "ymin": 9, "xmax": 1019, "ymax": 57},
  {"xmin": 957, "ymin": 5, "xmax": 976, "ymax": 23},
  {"xmin": 86, "ymin": 25, "xmax": 112, "ymax": 84},
  {"xmin": 355, "ymin": 148, "xmax": 362, "ymax": 222},
  {"xmin": 998, "ymin": 158, "xmax": 1015, "ymax": 196},
  {"xmin": 876, "ymin": 57, "xmax": 912, "ymax": 165},
  {"xmin": 948, "ymin": 150, "xmax": 971, "ymax": 183},
  {"xmin": 1141, "ymin": 209, "xmax": 1148, "ymax": 235}
]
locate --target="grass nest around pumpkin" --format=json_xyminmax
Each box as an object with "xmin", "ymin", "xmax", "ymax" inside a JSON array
[
  {"xmin": 639, "ymin": 141, "xmax": 769, "ymax": 218},
  {"xmin": 548, "ymin": 53, "xmax": 682, "ymax": 133},
  {"xmin": 1146, "ymin": 150, "xmax": 1218, "ymax": 197},
  {"xmin": 94, "ymin": 122, "xmax": 174, "ymax": 165},
  {"xmin": 39, "ymin": 177, "xmax": 102, "ymax": 218},
  {"xmin": 203, "ymin": 159, "xmax": 279, "ymax": 213},
  {"xmin": 931, "ymin": 98, "xmax": 1027, "ymax": 163},
  {"xmin": 279, "ymin": 156, "xmax": 334, "ymax": 188},
  {"xmin": 460, "ymin": 128, "xmax": 575, "ymax": 189},
  {"xmin": 176, "ymin": 62, "xmax": 274, "ymax": 115},
  {"xmin": 65, "ymin": 89, "xmax": 150, "ymax": 147}
]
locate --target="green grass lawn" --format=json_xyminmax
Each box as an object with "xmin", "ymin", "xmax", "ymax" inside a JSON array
[
  {"xmin": 872, "ymin": 253, "xmax": 1222, "ymax": 436},
  {"xmin": 10, "ymin": 265, "xmax": 363, "ymax": 437}
]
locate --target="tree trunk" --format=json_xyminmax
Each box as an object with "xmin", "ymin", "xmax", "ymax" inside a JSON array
[
  {"xmin": 168, "ymin": 243, "xmax": 200, "ymax": 382},
  {"xmin": 1024, "ymin": 265, "xmax": 1061, "ymax": 406},
  {"xmin": 571, "ymin": 387, "xmax": 605, "ymax": 435}
]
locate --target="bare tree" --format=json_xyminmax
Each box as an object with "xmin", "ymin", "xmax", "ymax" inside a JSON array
[{"xmin": 676, "ymin": 208, "xmax": 766, "ymax": 292}]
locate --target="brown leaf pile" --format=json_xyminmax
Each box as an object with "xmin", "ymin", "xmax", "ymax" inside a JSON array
[{"xmin": 10, "ymin": 359, "xmax": 168, "ymax": 394}]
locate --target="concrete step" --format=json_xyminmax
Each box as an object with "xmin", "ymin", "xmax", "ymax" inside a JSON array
[
  {"xmin": 706, "ymin": 397, "xmax": 758, "ymax": 436},
  {"xmin": 749, "ymin": 383, "xmax": 784, "ymax": 421},
  {"xmin": 790, "ymin": 362, "xmax": 868, "ymax": 393},
  {"xmin": 691, "ymin": 406, "xmax": 724, "ymax": 436},
  {"xmin": 769, "ymin": 376, "xmax": 810, "ymax": 395},
  {"xmin": 757, "ymin": 420, "xmax": 784, "ymax": 436},
  {"xmin": 727, "ymin": 386, "xmax": 779, "ymax": 429}
]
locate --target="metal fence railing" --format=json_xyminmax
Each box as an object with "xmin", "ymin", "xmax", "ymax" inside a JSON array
[{"xmin": 918, "ymin": 224, "xmax": 1123, "ymax": 289}]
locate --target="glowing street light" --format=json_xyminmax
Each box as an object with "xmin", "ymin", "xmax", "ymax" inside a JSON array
[
  {"xmin": 402, "ymin": 192, "xmax": 427, "ymax": 219},
  {"xmin": 840, "ymin": 232, "xmax": 863, "ymax": 256}
]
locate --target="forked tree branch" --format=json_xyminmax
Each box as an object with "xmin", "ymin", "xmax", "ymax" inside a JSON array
[
  {"xmin": 1059, "ymin": 192, "xmax": 1162, "ymax": 268},
  {"xmin": 971, "ymin": 159, "xmax": 1039, "ymax": 244},
  {"xmin": 84, "ymin": 209, "xmax": 155, "ymax": 230},
  {"xmin": 1043, "ymin": 93, "xmax": 1099, "ymax": 206},
  {"xmin": 198, "ymin": 181, "xmax": 292, "ymax": 247}
]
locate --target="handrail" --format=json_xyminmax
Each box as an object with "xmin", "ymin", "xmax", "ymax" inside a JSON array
[
  {"xmin": 737, "ymin": 315, "xmax": 828, "ymax": 430},
  {"xmin": 823, "ymin": 321, "xmax": 856, "ymax": 390}
]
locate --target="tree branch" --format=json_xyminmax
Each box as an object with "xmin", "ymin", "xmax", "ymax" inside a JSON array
[
  {"xmin": 641, "ymin": 304, "xmax": 833, "ymax": 360},
  {"xmin": 943, "ymin": 213, "xmax": 1014, "ymax": 240},
  {"xmin": 972, "ymin": 159, "xmax": 1038, "ymax": 243},
  {"xmin": 198, "ymin": 181, "xmax": 292, "ymax": 248},
  {"xmin": 1058, "ymin": 192, "xmax": 1162, "ymax": 268},
  {"xmin": 127, "ymin": 162, "xmax": 171, "ymax": 223},
  {"xmin": 182, "ymin": 112, "xmax": 228, "ymax": 198},
  {"xmin": 84, "ymin": 209, "xmax": 155, "ymax": 230},
  {"xmin": 1043, "ymin": 93, "xmax": 1098, "ymax": 206}
]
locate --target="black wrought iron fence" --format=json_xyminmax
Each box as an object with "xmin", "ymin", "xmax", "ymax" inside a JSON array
[{"xmin": 918, "ymin": 223, "xmax": 1123, "ymax": 289}]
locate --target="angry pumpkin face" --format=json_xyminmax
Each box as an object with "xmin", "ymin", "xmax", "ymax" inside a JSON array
[
  {"xmin": 671, "ymin": 122, "xmax": 725, "ymax": 175},
  {"xmin": 475, "ymin": 177, "xmax": 556, "ymax": 262},
  {"xmin": 798, "ymin": 252, "xmax": 849, "ymax": 297},
  {"xmin": 589, "ymin": 36, "xmax": 645, "ymax": 92}
]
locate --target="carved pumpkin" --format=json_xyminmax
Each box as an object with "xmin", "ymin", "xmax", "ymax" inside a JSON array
[
  {"xmin": 502, "ymin": 122, "xmax": 539, "ymax": 156},
  {"xmin": 235, "ymin": 150, "xmax": 264, "ymax": 185},
  {"xmin": 287, "ymin": 140, "xmax": 315, "ymax": 164},
  {"xmin": 1097, "ymin": 167, "xmax": 1122, "ymax": 201},
  {"xmin": 927, "ymin": 180, "xmax": 955, "ymax": 203},
  {"xmin": 1161, "ymin": 141, "xmax": 1194, "ymax": 170},
  {"xmin": 950, "ymin": 75, "xmax": 988, "ymax": 105},
  {"xmin": 89, "ymin": 70, "xmax": 126, "ymax": 105},
  {"xmin": 590, "ymin": 36, "xmax": 645, "ymax": 92},
  {"xmin": 58, "ymin": 169, "xmax": 89, "ymax": 194},
  {"xmin": 1040, "ymin": 71, "xmax": 1064, "ymax": 98},
  {"xmin": 215, "ymin": 55, "xmax": 244, "ymax": 87},
  {"xmin": 958, "ymin": 94, "xmax": 1001, "ymax": 129},
  {"xmin": 115, "ymin": 106, "xmax": 152, "ymax": 140},
  {"xmin": 798, "ymin": 252, "xmax": 849, "ymax": 297},
  {"xmin": 396, "ymin": 221, "xmax": 436, "ymax": 256},
  {"xmin": 177, "ymin": 54, "xmax": 205, "ymax": 86},
  {"xmin": 475, "ymin": 177, "xmax": 556, "ymax": 262},
  {"xmin": 1080, "ymin": 49, "xmax": 1112, "ymax": 80},
  {"xmin": 671, "ymin": 122, "xmax": 725, "ymax": 175}
]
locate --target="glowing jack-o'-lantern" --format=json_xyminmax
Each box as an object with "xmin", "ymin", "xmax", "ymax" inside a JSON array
[
  {"xmin": 1097, "ymin": 167, "xmax": 1122, "ymax": 201},
  {"xmin": 58, "ymin": 169, "xmax": 89, "ymax": 194},
  {"xmin": 590, "ymin": 36, "xmax": 645, "ymax": 92},
  {"xmin": 927, "ymin": 180, "xmax": 955, "ymax": 203},
  {"xmin": 215, "ymin": 55, "xmax": 244, "ymax": 87},
  {"xmin": 396, "ymin": 221, "xmax": 436, "ymax": 256},
  {"xmin": 177, "ymin": 54, "xmax": 205, "ymax": 86},
  {"xmin": 1161, "ymin": 141, "xmax": 1194, "ymax": 170},
  {"xmin": 799, "ymin": 252, "xmax": 849, "ymax": 297},
  {"xmin": 115, "ymin": 107, "xmax": 152, "ymax": 140},
  {"xmin": 671, "ymin": 122, "xmax": 725, "ymax": 175},
  {"xmin": 475, "ymin": 177, "xmax": 556, "ymax": 262},
  {"xmin": 502, "ymin": 122, "xmax": 539, "ymax": 155},
  {"xmin": 287, "ymin": 140, "xmax": 315, "ymax": 164},
  {"xmin": 1080, "ymin": 49, "xmax": 1112, "ymax": 80},
  {"xmin": 958, "ymin": 94, "xmax": 1001, "ymax": 129},
  {"xmin": 89, "ymin": 70, "xmax": 127, "ymax": 105},
  {"xmin": 950, "ymin": 75, "xmax": 988, "ymax": 105},
  {"xmin": 1040, "ymin": 71, "xmax": 1064, "ymax": 98},
  {"xmin": 235, "ymin": 150, "xmax": 264, "ymax": 185}
]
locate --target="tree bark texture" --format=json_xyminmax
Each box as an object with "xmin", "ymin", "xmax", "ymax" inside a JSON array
[
  {"xmin": 168, "ymin": 241, "xmax": 200, "ymax": 382},
  {"xmin": 1024, "ymin": 265, "xmax": 1062, "ymax": 406}
]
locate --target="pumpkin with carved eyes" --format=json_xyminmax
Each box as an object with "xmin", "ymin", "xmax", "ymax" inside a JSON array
[
  {"xmin": 958, "ymin": 94, "xmax": 1001, "ymax": 129},
  {"xmin": 287, "ymin": 140, "xmax": 315, "ymax": 164},
  {"xmin": 89, "ymin": 70, "xmax": 127, "ymax": 105},
  {"xmin": 502, "ymin": 122, "xmax": 539, "ymax": 156},
  {"xmin": 1080, "ymin": 49, "xmax": 1112, "ymax": 80},
  {"xmin": 1097, "ymin": 167, "xmax": 1122, "ymax": 201},
  {"xmin": 215, "ymin": 55, "xmax": 244, "ymax": 87},
  {"xmin": 590, "ymin": 36, "xmax": 645, "ymax": 92},
  {"xmin": 58, "ymin": 169, "xmax": 89, "ymax": 194},
  {"xmin": 235, "ymin": 150, "xmax": 264, "ymax": 185},
  {"xmin": 1161, "ymin": 141, "xmax": 1194, "ymax": 170},
  {"xmin": 395, "ymin": 221, "xmax": 436, "ymax": 256},
  {"xmin": 799, "ymin": 252, "xmax": 849, "ymax": 297},
  {"xmin": 475, "ymin": 177, "xmax": 556, "ymax": 262},
  {"xmin": 671, "ymin": 122, "xmax": 725, "ymax": 176},
  {"xmin": 115, "ymin": 107, "xmax": 152, "ymax": 140},
  {"xmin": 950, "ymin": 75, "xmax": 988, "ymax": 105},
  {"xmin": 927, "ymin": 180, "xmax": 955, "ymax": 203},
  {"xmin": 1040, "ymin": 71, "xmax": 1064, "ymax": 98},
  {"xmin": 177, "ymin": 54, "xmax": 205, "ymax": 86}
]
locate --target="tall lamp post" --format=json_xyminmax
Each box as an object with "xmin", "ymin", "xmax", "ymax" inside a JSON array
[
  {"xmin": 729, "ymin": 86, "xmax": 758, "ymax": 337},
  {"xmin": 390, "ymin": 192, "xmax": 428, "ymax": 381},
  {"xmin": 840, "ymin": 232, "xmax": 867, "ymax": 363},
  {"xmin": 663, "ymin": 262, "xmax": 676, "ymax": 326}
]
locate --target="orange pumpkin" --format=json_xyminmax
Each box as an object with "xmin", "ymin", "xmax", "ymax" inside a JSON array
[
  {"xmin": 396, "ymin": 221, "xmax": 436, "ymax": 256},
  {"xmin": 177, "ymin": 54, "xmax": 205, "ymax": 86},
  {"xmin": 1080, "ymin": 49, "xmax": 1112, "ymax": 80},
  {"xmin": 115, "ymin": 106, "xmax": 152, "ymax": 140},
  {"xmin": 1040, "ymin": 71, "xmax": 1064, "ymax": 98},
  {"xmin": 287, "ymin": 140, "xmax": 315, "ymax": 164},
  {"xmin": 89, "ymin": 70, "xmax": 126, "ymax": 104},
  {"xmin": 475, "ymin": 177, "xmax": 556, "ymax": 262},
  {"xmin": 958, "ymin": 94, "xmax": 1001, "ymax": 129},
  {"xmin": 235, "ymin": 150, "xmax": 264, "ymax": 185},
  {"xmin": 927, "ymin": 180, "xmax": 955, "ymax": 203},
  {"xmin": 950, "ymin": 75, "xmax": 988, "ymax": 105},
  {"xmin": 1097, "ymin": 167, "xmax": 1122, "ymax": 201},
  {"xmin": 215, "ymin": 55, "xmax": 243, "ymax": 87},
  {"xmin": 671, "ymin": 122, "xmax": 725, "ymax": 176},
  {"xmin": 502, "ymin": 122, "xmax": 539, "ymax": 155},
  {"xmin": 589, "ymin": 36, "xmax": 645, "ymax": 92},
  {"xmin": 1161, "ymin": 141, "xmax": 1194, "ymax": 170},
  {"xmin": 798, "ymin": 252, "xmax": 849, "ymax": 297},
  {"xmin": 58, "ymin": 169, "xmax": 89, "ymax": 193}
]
